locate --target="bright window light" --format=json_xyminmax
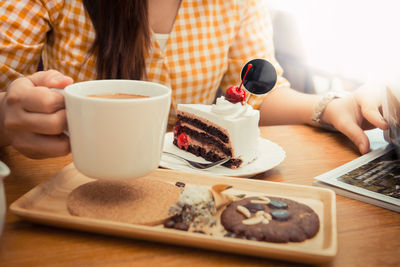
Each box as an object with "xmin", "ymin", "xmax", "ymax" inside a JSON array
[{"xmin": 267, "ymin": 0, "xmax": 400, "ymax": 83}]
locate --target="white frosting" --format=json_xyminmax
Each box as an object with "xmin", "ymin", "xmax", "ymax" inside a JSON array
[
  {"xmin": 211, "ymin": 96, "xmax": 252, "ymax": 118},
  {"xmin": 177, "ymin": 96, "xmax": 260, "ymax": 165},
  {"xmin": 169, "ymin": 186, "xmax": 216, "ymax": 228},
  {"xmin": 177, "ymin": 186, "xmax": 212, "ymax": 206}
]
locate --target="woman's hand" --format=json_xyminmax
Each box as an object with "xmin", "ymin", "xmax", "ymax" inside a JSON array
[
  {"xmin": 321, "ymin": 84, "xmax": 389, "ymax": 154},
  {"xmin": 0, "ymin": 70, "xmax": 74, "ymax": 159}
]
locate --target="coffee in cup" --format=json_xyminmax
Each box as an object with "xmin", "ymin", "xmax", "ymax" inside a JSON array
[{"xmin": 88, "ymin": 93, "xmax": 149, "ymax": 99}]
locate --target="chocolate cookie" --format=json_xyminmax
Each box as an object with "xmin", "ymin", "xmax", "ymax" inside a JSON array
[{"xmin": 220, "ymin": 196, "xmax": 319, "ymax": 243}]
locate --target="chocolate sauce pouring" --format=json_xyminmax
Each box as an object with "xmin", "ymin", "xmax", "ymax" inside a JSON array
[{"xmin": 241, "ymin": 58, "xmax": 277, "ymax": 95}]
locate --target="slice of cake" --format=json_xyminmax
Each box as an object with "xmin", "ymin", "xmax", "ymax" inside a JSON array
[{"xmin": 173, "ymin": 96, "xmax": 260, "ymax": 169}]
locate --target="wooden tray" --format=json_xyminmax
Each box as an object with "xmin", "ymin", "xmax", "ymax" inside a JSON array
[{"xmin": 9, "ymin": 164, "xmax": 337, "ymax": 264}]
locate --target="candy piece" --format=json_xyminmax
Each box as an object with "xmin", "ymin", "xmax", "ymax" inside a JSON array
[
  {"xmin": 271, "ymin": 210, "xmax": 290, "ymax": 221},
  {"xmin": 268, "ymin": 200, "xmax": 288, "ymax": 209},
  {"xmin": 245, "ymin": 202, "xmax": 265, "ymax": 213}
]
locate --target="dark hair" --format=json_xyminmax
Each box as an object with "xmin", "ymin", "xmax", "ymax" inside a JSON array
[{"xmin": 82, "ymin": 0, "xmax": 151, "ymax": 80}]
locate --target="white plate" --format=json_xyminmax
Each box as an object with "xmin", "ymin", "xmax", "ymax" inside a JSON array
[{"xmin": 160, "ymin": 132, "xmax": 286, "ymax": 177}]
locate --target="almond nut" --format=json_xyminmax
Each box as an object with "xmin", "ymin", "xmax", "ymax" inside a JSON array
[
  {"xmin": 242, "ymin": 216, "xmax": 263, "ymax": 225},
  {"xmin": 258, "ymin": 196, "xmax": 271, "ymax": 203},
  {"xmin": 264, "ymin": 213, "xmax": 272, "ymax": 220},
  {"xmin": 255, "ymin": 210, "xmax": 265, "ymax": 217},
  {"xmin": 236, "ymin": 205, "xmax": 251, "ymax": 218},
  {"xmin": 262, "ymin": 218, "xmax": 270, "ymax": 224}
]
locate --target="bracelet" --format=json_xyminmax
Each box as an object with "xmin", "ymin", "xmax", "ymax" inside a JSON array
[{"xmin": 311, "ymin": 91, "xmax": 350, "ymax": 131}]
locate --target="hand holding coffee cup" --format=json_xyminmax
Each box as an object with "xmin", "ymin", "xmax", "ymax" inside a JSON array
[
  {"xmin": 0, "ymin": 71, "xmax": 73, "ymax": 159},
  {"xmin": 59, "ymin": 80, "xmax": 171, "ymax": 179}
]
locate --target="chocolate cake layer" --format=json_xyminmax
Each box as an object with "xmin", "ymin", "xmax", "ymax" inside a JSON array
[
  {"xmin": 173, "ymin": 139, "xmax": 242, "ymax": 169},
  {"xmin": 181, "ymin": 126, "xmax": 232, "ymax": 157},
  {"xmin": 177, "ymin": 114, "xmax": 229, "ymax": 143}
]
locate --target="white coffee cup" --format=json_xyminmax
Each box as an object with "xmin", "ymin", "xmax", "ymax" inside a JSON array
[
  {"xmin": 0, "ymin": 160, "xmax": 10, "ymax": 237},
  {"xmin": 62, "ymin": 80, "xmax": 171, "ymax": 179}
]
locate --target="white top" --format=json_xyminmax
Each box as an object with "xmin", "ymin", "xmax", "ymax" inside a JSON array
[{"xmin": 154, "ymin": 33, "xmax": 170, "ymax": 51}]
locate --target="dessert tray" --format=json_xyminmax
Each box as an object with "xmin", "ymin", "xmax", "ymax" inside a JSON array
[
  {"xmin": 160, "ymin": 133, "xmax": 286, "ymax": 177},
  {"xmin": 9, "ymin": 164, "xmax": 337, "ymax": 264}
]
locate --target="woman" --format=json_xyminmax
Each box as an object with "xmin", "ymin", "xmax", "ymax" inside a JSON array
[{"xmin": 0, "ymin": 0, "xmax": 389, "ymax": 159}]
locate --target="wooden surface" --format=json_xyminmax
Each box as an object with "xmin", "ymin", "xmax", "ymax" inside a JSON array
[{"xmin": 1, "ymin": 125, "xmax": 399, "ymax": 267}]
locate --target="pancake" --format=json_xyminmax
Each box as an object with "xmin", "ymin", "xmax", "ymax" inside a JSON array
[{"xmin": 67, "ymin": 178, "xmax": 180, "ymax": 226}]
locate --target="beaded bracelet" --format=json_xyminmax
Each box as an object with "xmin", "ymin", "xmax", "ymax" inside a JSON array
[{"xmin": 311, "ymin": 90, "xmax": 351, "ymax": 131}]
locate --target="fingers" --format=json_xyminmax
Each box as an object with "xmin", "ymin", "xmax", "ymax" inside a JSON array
[
  {"xmin": 5, "ymin": 109, "xmax": 67, "ymax": 135},
  {"xmin": 20, "ymin": 86, "xmax": 65, "ymax": 113},
  {"xmin": 7, "ymin": 72, "xmax": 69, "ymax": 113},
  {"xmin": 359, "ymin": 101, "xmax": 389, "ymax": 130},
  {"xmin": 27, "ymin": 70, "xmax": 73, "ymax": 89},
  {"xmin": 25, "ymin": 70, "xmax": 73, "ymax": 112},
  {"xmin": 11, "ymin": 132, "xmax": 70, "ymax": 159},
  {"xmin": 355, "ymin": 84, "xmax": 389, "ymax": 130},
  {"xmin": 334, "ymin": 119, "xmax": 371, "ymax": 154},
  {"xmin": 3, "ymin": 70, "xmax": 73, "ymax": 159}
]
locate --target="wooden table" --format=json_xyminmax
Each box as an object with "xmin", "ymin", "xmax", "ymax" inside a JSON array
[{"xmin": 0, "ymin": 125, "xmax": 399, "ymax": 266}]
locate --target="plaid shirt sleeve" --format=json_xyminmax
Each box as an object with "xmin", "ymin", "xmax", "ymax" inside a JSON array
[
  {"xmin": 0, "ymin": 0, "xmax": 63, "ymax": 91},
  {"xmin": 220, "ymin": 0, "xmax": 291, "ymax": 109}
]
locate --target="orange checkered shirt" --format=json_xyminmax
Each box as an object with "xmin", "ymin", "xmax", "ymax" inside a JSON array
[{"xmin": 0, "ymin": 0, "xmax": 290, "ymax": 125}]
